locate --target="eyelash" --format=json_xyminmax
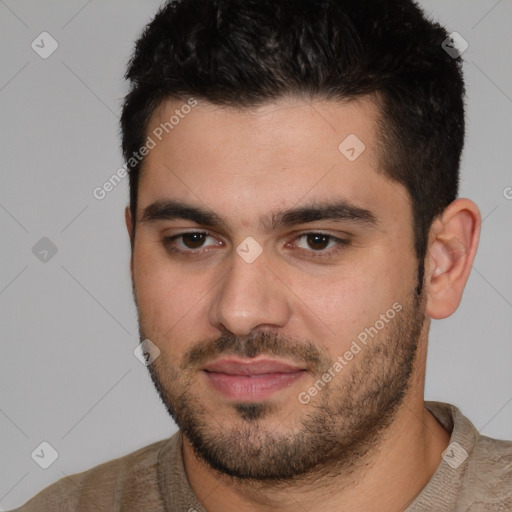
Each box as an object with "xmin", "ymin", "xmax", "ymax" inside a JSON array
[{"xmin": 162, "ymin": 231, "xmax": 351, "ymax": 259}]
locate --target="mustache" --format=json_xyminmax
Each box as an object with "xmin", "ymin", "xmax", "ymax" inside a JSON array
[{"xmin": 181, "ymin": 331, "xmax": 329, "ymax": 373}]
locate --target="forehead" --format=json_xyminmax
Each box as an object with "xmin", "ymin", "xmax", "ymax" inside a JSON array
[
  {"xmin": 137, "ymin": 95, "xmax": 409, "ymax": 227},
  {"xmin": 147, "ymin": 95, "xmax": 381, "ymax": 162}
]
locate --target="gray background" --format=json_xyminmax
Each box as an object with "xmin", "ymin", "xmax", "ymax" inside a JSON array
[{"xmin": 1, "ymin": 0, "xmax": 511, "ymax": 509}]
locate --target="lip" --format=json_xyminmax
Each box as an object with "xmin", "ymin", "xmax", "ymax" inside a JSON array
[
  {"xmin": 202, "ymin": 357, "xmax": 307, "ymax": 401},
  {"xmin": 203, "ymin": 357, "xmax": 305, "ymax": 375}
]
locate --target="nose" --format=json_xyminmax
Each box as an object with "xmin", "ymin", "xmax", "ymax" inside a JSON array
[{"xmin": 208, "ymin": 247, "xmax": 293, "ymax": 336}]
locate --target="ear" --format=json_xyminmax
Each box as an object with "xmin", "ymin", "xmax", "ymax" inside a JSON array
[
  {"xmin": 425, "ymin": 198, "xmax": 481, "ymax": 319},
  {"xmin": 125, "ymin": 206, "xmax": 135, "ymax": 280}
]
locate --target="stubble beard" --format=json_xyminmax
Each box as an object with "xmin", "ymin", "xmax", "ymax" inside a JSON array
[{"xmin": 139, "ymin": 289, "xmax": 425, "ymax": 483}]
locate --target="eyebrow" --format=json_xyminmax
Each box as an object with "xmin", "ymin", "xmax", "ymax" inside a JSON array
[{"xmin": 140, "ymin": 199, "xmax": 377, "ymax": 231}]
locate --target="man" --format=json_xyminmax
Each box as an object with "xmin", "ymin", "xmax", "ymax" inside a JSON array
[{"xmin": 12, "ymin": 0, "xmax": 511, "ymax": 510}]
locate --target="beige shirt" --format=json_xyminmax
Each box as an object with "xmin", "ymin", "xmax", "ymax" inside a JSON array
[{"xmin": 11, "ymin": 402, "xmax": 512, "ymax": 511}]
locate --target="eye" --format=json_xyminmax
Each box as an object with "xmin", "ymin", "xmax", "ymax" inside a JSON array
[
  {"xmin": 180, "ymin": 232, "xmax": 209, "ymax": 249},
  {"xmin": 296, "ymin": 233, "xmax": 335, "ymax": 251},
  {"xmin": 289, "ymin": 232, "xmax": 350, "ymax": 258},
  {"xmin": 163, "ymin": 232, "xmax": 222, "ymax": 253}
]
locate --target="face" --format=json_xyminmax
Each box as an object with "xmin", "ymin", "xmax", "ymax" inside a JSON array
[{"xmin": 129, "ymin": 96, "xmax": 427, "ymax": 480}]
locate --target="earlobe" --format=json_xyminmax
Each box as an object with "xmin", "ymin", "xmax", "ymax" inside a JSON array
[{"xmin": 425, "ymin": 199, "xmax": 481, "ymax": 319}]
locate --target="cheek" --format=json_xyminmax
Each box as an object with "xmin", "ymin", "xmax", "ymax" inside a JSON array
[
  {"xmin": 132, "ymin": 242, "xmax": 211, "ymax": 338},
  {"xmin": 286, "ymin": 248, "xmax": 416, "ymax": 353},
  {"xmin": 290, "ymin": 275, "xmax": 376, "ymax": 356}
]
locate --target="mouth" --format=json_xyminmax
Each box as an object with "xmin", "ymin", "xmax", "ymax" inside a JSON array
[{"xmin": 202, "ymin": 356, "xmax": 308, "ymax": 401}]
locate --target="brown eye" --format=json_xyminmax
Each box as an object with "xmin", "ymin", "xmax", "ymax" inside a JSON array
[
  {"xmin": 306, "ymin": 234, "xmax": 330, "ymax": 250},
  {"xmin": 181, "ymin": 233, "xmax": 207, "ymax": 249},
  {"xmin": 291, "ymin": 232, "xmax": 349, "ymax": 258},
  {"xmin": 162, "ymin": 231, "xmax": 224, "ymax": 256}
]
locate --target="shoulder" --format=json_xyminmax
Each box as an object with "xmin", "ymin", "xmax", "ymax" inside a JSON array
[
  {"xmin": 461, "ymin": 433, "xmax": 512, "ymax": 509},
  {"xmin": 425, "ymin": 401, "xmax": 512, "ymax": 510},
  {"xmin": 471, "ymin": 431, "xmax": 512, "ymax": 467},
  {"xmin": 10, "ymin": 435, "xmax": 179, "ymax": 512}
]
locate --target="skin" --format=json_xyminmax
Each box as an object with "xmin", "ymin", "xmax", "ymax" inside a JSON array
[{"xmin": 125, "ymin": 95, "xmax": 480, "ymax": 512}]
